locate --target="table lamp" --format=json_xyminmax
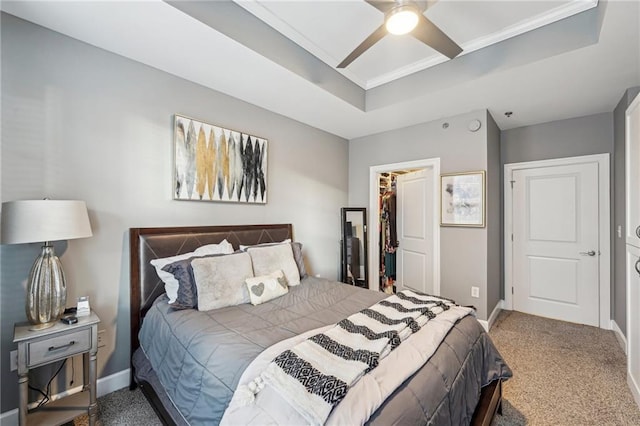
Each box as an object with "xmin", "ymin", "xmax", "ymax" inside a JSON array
[{"xmin": 1, "ymin": 200, "xmax": 93, "ymax": 330}]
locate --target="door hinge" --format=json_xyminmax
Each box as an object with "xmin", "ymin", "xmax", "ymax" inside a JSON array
[
  {"xmin": 510, "ymin": 180, "xmax": 515, "ymax": 188},
  {"xmin": 511, "ymin": 287, "xmax": 514, "ymax": 294},
  {"xmin": 511, "ymin": 233, "xmax": 514, "ymax": 242}
]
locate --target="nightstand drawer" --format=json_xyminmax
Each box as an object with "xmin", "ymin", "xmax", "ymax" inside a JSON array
[{"xmin": 28, "ymin": 328, "xmax": 91, "ymax": 367}]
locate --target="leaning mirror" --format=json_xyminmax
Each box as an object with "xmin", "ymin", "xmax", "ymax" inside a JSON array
[{"xmin": 341, "ymin": 207, "xmax": 368, "ymax": 288}]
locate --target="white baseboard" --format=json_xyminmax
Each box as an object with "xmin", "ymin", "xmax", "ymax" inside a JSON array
[
  {"xmin": 97, "ymin": 368, "xmax": 130, "ymax": 397},
  {"xmin": 0, "ymin": 369, "xmax": 130, "ymax": 426},
  {"xmin": 629, "ymin": 374, "xmax": 640, "ymax": 410},
  {"xmin": 0, "ymin": 409, "xmax": 17, "ymax": 426},
  {"xmin": 478, "ymin": 300, "xmax": 504, "ymax": 332},
  {"xmin": 611, "ymin": 320, "xmax": 627, "ymax": 355}
]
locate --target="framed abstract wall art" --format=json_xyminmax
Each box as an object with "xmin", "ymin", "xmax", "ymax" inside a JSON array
[
  {"xmin": 173, "ymin": 114, "xmax": 267, "ymax": 204},
  {"xmin": 440, "ymin": 170, "xmax": 485, "ymax": 227}
]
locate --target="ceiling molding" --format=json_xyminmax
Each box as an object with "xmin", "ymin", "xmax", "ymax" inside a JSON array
[
  {"xmin": 458, "ymin": 0, "xmax": 599, "ymax": 58},
  {"xmin": 168, "ymin": 0, "xmax": 366, "ymax": 110},
  {"xmin": 235, "ymin": 0, "xmax": 369, "ymax": 89},
  {"xmin": 238, "ymin": 0, "xmax": 599, "ymax": 90},
  {"xmin": 363, "ymin": 0, "xmax": 600, "ymax": 88},
  {"xmin": 1, "ymin": 0, "xmax": 636, "ymax": 140}
]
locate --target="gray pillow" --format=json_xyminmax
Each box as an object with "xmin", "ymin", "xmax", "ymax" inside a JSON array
[
  {"xmin": 291, "ymin": 242, "xmax": 307, "ymax": 279},
  {"xmin": 247, "ymin": 243, "xmax": 301, "ymax": 286},
  {"xmin": 150, "ymin": 240, "xmax": 234, "ymax": 304},
  {"xmin": 161, "ymin": 253, "xmax": 227, "ymax": 310},
  {"xmin": 192, "ymin": 251, "xmax": 254, "ymax": 311}
]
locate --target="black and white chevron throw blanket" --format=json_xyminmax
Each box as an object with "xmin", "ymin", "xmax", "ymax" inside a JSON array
[{"xmin": 260, "ymin": 290, "xmax": 457, "ymax": 425}]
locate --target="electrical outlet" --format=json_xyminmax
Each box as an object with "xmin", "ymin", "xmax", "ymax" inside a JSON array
[
  {"xmin": 97, "ymin": 330, "xmax": 106, "ymax": 348},
  {"xmin": 471, "ymin": 286, "xmax": 480, "ymax": 298},
  {"xmin": 10, "ymin": 350, "xmax": 17, "ymax": 371}
]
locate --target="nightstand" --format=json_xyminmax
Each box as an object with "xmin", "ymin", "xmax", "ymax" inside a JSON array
[{"xmin": 13, "ymin": 312, "xmax": 100, "ymax": 426}]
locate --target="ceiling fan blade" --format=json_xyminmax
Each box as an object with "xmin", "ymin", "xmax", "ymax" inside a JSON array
[
  {"xmin": 411, "ymin": 14, "xmax": 462, "ymax": 59},
  {"xmin": 337, "ymin": 24, "xmax": 387, "ymax": 68},
  {"xmin": 364, "ymin": 0, "xmax": 396, "ymax": 14}
]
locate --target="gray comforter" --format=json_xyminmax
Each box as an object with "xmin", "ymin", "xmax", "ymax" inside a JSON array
[{"xmin": 137, "ymin": 277, "xmax": 511, "ymax": 425}]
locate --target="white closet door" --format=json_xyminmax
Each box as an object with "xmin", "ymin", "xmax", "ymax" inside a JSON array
[
  {"xmin": 626, "ymin": 244, "xmax": 640, "ymax": 407},
  {"xmin": 626, "ymin": 92, "xmax": 640, "ymax": 409},
  {"xmin": 626, "ymin": 93, "xmax": 640, "ymax": 247},
  {"xmin": 396, "ymin": 170, "xmax": 434, "ymax": 294}
]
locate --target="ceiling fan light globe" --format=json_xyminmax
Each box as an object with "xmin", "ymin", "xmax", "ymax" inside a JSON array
[{"xmin": 385, "ymin": 7, "xmax": 419, "ymax": 35}]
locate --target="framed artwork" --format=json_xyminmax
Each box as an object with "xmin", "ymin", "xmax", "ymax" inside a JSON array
[
  {"xmin": 440, "ymin": 170, "xmax": 485, "ymax": 227},
  {"xmin": 173, "ymin": 114, "xmax": 267, "ymax": 204}
]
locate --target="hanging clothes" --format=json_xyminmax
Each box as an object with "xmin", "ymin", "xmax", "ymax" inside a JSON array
[
  {"xmin": 380, "ymin": 177, "xmax": 398, "ymax": 292},
  {"xmin": 383, "ymin": 193, "xmax": 397, "ymax": 250}
]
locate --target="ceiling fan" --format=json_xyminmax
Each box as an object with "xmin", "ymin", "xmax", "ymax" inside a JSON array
[{"xmin": 337, "ymin": 0, "xmax": 463, "ymax": 68}]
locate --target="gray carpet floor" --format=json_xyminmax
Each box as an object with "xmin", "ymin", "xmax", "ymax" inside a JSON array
[
  {"xmin": 490, "ymin": 311, "xmax": 640, "ymax": 425},
  {"xmin": 71, "ymin": 310, "xmax": 640, "ymax": 425}
]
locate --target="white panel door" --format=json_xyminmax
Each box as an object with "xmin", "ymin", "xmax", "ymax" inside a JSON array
[
  {"xmin": 626, "ymin": 94, "xmax": 640, "ymax": 248},
  {"xmin": 397, "ymin": 169, "xmax": 434, "ymax": 294},
  {"xmin": 626, "ymin": 244, "xmax": 640, "ymax": 407},
  {"xmin": 626, "ymin": 92, "xmax": 640, "ymax": 409},
  {"xmin": 512, "ymin": 162, "xmax": 600, "ymax": 326}
]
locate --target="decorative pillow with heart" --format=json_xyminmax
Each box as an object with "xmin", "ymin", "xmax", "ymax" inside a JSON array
[{"xmin": 245, "ymin": 270, "xmax": 289, "ymax": 306}]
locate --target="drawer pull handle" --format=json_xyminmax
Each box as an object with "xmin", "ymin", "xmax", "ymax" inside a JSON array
[{"xmin": 48, "ymin": 341, "xmax": 76, "ymax": 351}]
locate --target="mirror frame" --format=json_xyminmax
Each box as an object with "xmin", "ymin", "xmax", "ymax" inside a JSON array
[{"xmin": 340, "ymin": 207, "xmax": 368, "ymax": 288}]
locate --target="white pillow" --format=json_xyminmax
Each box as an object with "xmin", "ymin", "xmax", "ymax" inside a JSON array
[
  {"xmin": 150, "ymin": 240, "xmax": 234, "ymax": 304},
  {"xmin": 247, "ymin": 243, "xmax": 301, "ymax": 286},
  {"xmin": 192, "ymin": 251, "xmax": 254, "ymax": 311},
  {"xmin": 246, "ymin": 270, "xmax": 289, "ymax": 305},
  {"xmin": 239, "ymin": 239, "xmax": 291, "ymax": 251},
  {"xmin": 194, "ymin": 242, "xmax": 234, "ymax": 255}
]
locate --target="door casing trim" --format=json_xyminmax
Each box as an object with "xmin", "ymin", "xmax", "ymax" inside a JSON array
[
  {"xmin": 369, "ymin": 158, "xmax": 440, "ymax": 295},
  {"xmin": 504, "ymin": 153, "xmax": 610, "ymax": 329}
]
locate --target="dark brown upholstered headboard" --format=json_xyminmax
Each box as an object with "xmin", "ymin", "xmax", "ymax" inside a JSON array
[{"xmin": 129, "ymin": 224, "xmax": 293, "ymax": 388}]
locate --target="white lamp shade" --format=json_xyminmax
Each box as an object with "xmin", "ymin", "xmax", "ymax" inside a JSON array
[{"xmin": 1, "ymin": 200, "xmax": 93, "ymax": 244}]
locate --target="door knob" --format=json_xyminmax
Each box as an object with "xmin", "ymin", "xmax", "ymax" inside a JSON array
[
  {"xmin": 636, "ymin": 226, "xmax": 640, "ymax": 239},
  {"xmin": 579, "ymin": 250, "xmax": 596, "ymax": 256},
  {"xmin": 635, "ymin": 258, "xmax": 640, "ymax": 276}
]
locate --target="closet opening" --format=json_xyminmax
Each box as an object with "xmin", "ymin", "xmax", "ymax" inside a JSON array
[
  {"xmin": 368, "ymin": 158, "xmax": 441, "ymax": 296},
  {"xmin": 379, "ymin": 172, "xmax": 406, "ymax": 293}
]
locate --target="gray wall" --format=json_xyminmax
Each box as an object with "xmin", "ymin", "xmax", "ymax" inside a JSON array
[
  {"xmin": 486, "ymin": 112, "xmax": 502, "ymax": 317},
  {"xmin": 613, "ymin": 87, "xmax": 640, "ymax": 335},
  {"xmin": 501, "ymin": 112, "xmax": 614, "ymax": 165},
  {"xmin": 348, "ymin": 109, "xmax": 495, "ymax": 320},
  {"xmin": 0, "ymin": 13, "xmax": 348, "ymax": 413}
]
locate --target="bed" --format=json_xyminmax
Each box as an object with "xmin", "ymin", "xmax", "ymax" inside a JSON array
[{"xmin": 129, "ymin": 224, "xmax": 511, "ymax": 425}]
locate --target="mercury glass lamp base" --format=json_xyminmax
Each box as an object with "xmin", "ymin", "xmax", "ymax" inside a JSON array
[{"xmin": 26, "ymin": 243, "xmax": 67, "ymax": 327}]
